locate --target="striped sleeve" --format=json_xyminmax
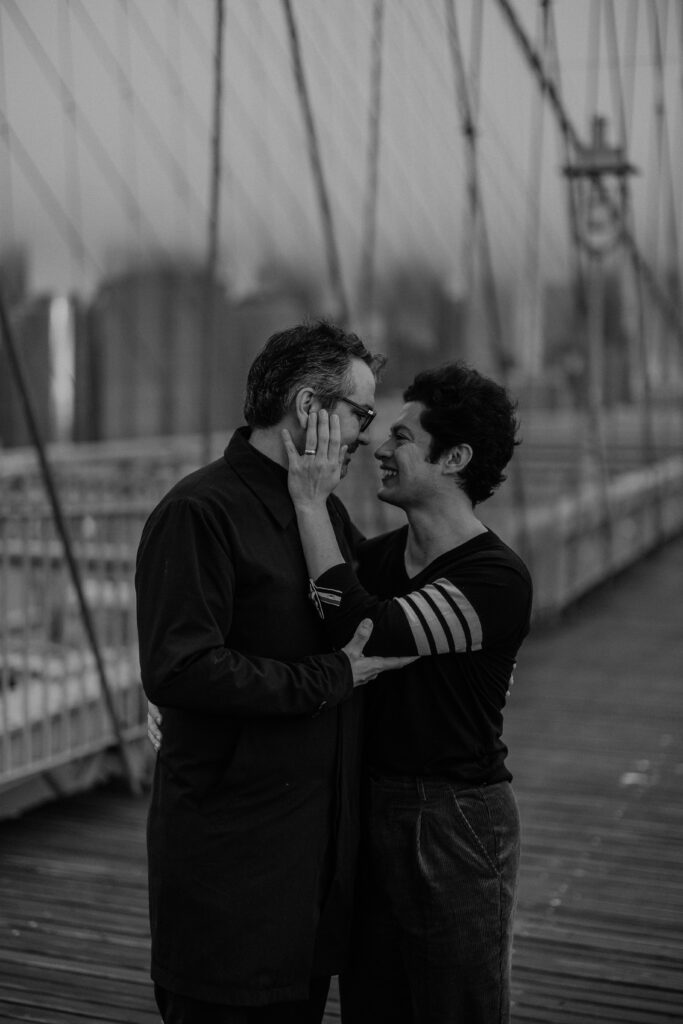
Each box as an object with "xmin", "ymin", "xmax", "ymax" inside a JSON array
[
  {"xmin": 310, "ymin": 564, "xmax": 483, "ymax": 657},
  {"xmin": 396, "ymin": 578, "xmax": 483, "ymax": 655}
]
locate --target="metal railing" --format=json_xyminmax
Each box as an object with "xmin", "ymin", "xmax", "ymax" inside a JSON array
[{"xmin": 1, "ymin": 404, "xmax": 682, "ymax": 798}]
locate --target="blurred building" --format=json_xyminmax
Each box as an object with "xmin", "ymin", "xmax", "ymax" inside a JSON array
[
  {"xmin": 85, "ymin": 267, "xmax": 308, "ymax": 442},
  {"xmin": 0, "ymin": 295, "xmax": 66, "ymax": 448}
]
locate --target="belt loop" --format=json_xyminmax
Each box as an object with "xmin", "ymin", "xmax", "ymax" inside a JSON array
[{"xmin": 416, "ymin": 776, "xmax": 426, "ymax": 801}]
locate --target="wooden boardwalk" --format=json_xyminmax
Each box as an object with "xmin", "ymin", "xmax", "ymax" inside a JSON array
[{"xmin": 0, "ymin": 535, "xmax": 682, "ymax": 1023}]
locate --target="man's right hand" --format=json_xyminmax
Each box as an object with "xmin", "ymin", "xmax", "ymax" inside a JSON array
[{"xmin": 341, "ymin": 618, "xmax": 418, "ymax": 687}]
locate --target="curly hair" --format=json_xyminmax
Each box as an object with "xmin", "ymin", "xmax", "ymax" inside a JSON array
[
  {"xmin": 244, "ymin": 320, "xmax": 384, "ymax": 427},
  {"xmin": 403, "ymin": 362, "xmax": 520, "ymax": 505}
]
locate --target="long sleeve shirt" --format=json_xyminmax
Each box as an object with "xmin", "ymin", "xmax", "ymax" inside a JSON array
[{"xmin": 310, "ymin": 525, "xmax": 533, "ymax": 783}]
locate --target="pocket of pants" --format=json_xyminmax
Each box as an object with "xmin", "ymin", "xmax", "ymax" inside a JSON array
[{"xmin": 448, "ymin": 787, "xmax": 501, "ymax": 878}]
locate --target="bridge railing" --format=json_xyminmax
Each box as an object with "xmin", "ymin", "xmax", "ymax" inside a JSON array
[
  {"xmin": 1, "ymin": 415, "xmax": 682, "ymax": 812},
  {"xmin": 0, "ymin": 441, "xmax": 201, "ymax": 803}
]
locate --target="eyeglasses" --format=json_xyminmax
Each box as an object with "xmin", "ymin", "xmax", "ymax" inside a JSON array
[{"xmin": 337, "ymin": 397, "xmax": 376, "ymax": 433}]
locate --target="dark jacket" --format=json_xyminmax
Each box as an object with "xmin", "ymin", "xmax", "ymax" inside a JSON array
[{"xmin": 135, "ymin": 428, "xmax": 364, "ymax": 1006}]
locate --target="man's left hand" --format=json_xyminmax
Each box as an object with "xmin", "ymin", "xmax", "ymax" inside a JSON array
[
  {"xmin": 282, "ymin": 410, "xmax": 346, "ymax": 506},
  {"xmin": 147, "ymin": 702, "xmax": 162, "ymax": 752}
]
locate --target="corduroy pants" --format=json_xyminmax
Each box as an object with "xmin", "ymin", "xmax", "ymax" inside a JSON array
[{"xmin": 340, "ymin": 777, "xmax": 520, "ymax": 1024}]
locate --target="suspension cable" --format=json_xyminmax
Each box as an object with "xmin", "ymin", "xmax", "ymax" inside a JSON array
[
  {"xmin": 649, "ymin": 1, "xmax": 681, "ymax": 316},
  {"xmin": 356, "ymin": 0, "xmax": 384, "ymax": 323},
  {"xmin": 0, "ymin": 288, "xmax": 141, "ymax": 795},
  {"xmin": 69, "ymin": 0, "xmax": 204, "ymax": 226},
  {"xmin": 604, "ymin": 0, "xmax": 659, "ymax": 477},
  {"xmin": 495, "ymin": 0, "xmax": 683, "ymax": 349},
  {"xmin": 621, "ymin": 1, "xmax": 639, "ymax": 148},
  {"xmin": 281, "ymin": 0, "xmax": 349, "ymax": 324},
  {"xmin": 444, "ymin": 0, "xmax": 533, "ymax": 570},
  {"xmin": 0, "ymin": 11, "xmax": 16, "ymax": 251},
  {"xmin": 604, "ymin": 0, "xmax": 629, "ymax": 151},
  {"xmin": 57, "ymin": 2, "xmax": 87, "ymax": 283},
  {"xmin": 4, "ymin": 0, "xmax": 164, "ymax": 252},
  {"xmin": 585, "ymin": 0, "xmax": 601, "ymax": 131},
  {"xmin": 201, "ymin": 0, "xmax": 225, "ymax": 464}
]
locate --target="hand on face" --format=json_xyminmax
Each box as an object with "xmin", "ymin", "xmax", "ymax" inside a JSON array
[{"xmin": 282, "ymin": 410, "xmax": 348, "ymax": 507}]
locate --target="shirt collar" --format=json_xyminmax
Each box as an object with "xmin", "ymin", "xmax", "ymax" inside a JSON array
[{"xmin": 223, "ymin": 426, "xmax": 295, "ymax": 529}]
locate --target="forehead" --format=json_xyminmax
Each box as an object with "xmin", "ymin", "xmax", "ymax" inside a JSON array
[
  {"xmin": 392, "ymin": 401, "xmax": 429, "ymax": 438},
  {"xmin": 347, "ymin": 358, "xmax": 377, "ymax": 403}
]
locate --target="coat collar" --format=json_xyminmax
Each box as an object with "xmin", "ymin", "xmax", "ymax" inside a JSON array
[{"xmin": 223, "ymin": 426, "xmax": 296, "ymax": 529}]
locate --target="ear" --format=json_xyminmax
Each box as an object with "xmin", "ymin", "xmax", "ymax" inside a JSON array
[
  {"xmin": 441, "ymin": 443, "xmax": 473, "ymax": 476},
  {"xmin": 293, "ymin": 387, "xmax": 320, "ymax": 429}
]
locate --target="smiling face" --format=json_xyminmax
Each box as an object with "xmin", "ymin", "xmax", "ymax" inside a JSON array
[{"xmin": 374, "ymin": 401, "xmax": 441, "ymax": 506}]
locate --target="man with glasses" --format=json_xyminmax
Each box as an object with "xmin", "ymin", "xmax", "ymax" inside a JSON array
[
  {"xmin": 336, "ymin": 396, "xmax": 376, "ymax": 435},
  {"xmin": 135, "ymin": 321, "xmax": 411, "ymax": 1023}
]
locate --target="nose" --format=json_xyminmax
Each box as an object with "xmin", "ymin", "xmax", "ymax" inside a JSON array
[
  {"xmin": 357, "ymin": 425, "xmax": 371, "ymax": 446},
  {"xmin": 374, "ymin": 437, "xmax": 392, "ymax": 460}
]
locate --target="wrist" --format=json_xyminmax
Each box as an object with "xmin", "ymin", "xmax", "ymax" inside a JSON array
[{"xmin": 293, "ymin": 497, "xmax": 327, "ymax": 514}]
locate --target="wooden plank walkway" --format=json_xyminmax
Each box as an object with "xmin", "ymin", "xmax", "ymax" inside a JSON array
[{"xmin": 0, "ymin": 534, "xmax": 681, "ymax": 1023}]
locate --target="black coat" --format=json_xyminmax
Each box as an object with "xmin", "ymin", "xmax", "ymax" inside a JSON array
[{"xmin": 135, "ymin": 429, "xmax": 364, "ymax": 1006}]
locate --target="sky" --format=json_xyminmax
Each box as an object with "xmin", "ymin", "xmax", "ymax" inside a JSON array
[{"xmin": 0, "ymin": 0, "xmax": 681, "ymax": 314}]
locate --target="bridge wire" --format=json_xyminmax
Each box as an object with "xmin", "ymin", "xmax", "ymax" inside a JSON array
[
  {"xmin": 0, "ymin": 45, "xmax": 166, "ymax": 386},
  {"xmin": 165, "ymin": 0, "xmax": 193, "ymax": 243},
  {"xmin": 444, "ymin": 0, "xmax": 533, "ymax": 572},
  {"xmin": 3, "ymin": 0, "xmax": 169, "ymax": 253},
  {"xmin": 495, "ymin": 0, "xmax": 683, "ymax": 352},
  {"xmin": 57, "ymin": 2, "xmax": 87, "ymax": 283},
  {"xmin": 68, "ymin": 0, "xmax": 205, "ymax": 229},
  {"xmin": 650, "ymin": 3, "xmax": 682, "ymax": 317},
  {"xmin": 585, "ymin": 0, "xmax": 602, "ymax": 131},
  {"xmin": 0, "ymin": 12, "xmax": 16, "ymax": 251},
  {"xmin": 356, "ymin": 0, "xmax": 384, "ymax": 325},
  {"xmin": 604, "ymin": 0, "xmax": 629, "ymax": 152},
  {"xmin": 521, "ymin": 0, "xmax": 551, "ymax": 380},
  {"xmin": 281, "ymin": 0, "xmax": 349, "ymax": 324},
  {"xmin": 200, "ymin": 0, "xmax": 225, "ymax": 464},
  {"xmin": 543, "ymin": 2, "xmax": 589, "ymax": 320},
  {"xmin": 539, "ymin": 1, "xmax": 615, "ymax": 552},
  {"xmin": 176, "ymin": 1, "xmax": 324, "ymax": 269},
  {"xmin": 0, "ymin": 287, "xmax": 142, "ymax": 795},
  {"xmin": 604, "ymin": 0, "xmax": 659, "ymax": 479},
  {"xmin": 621, "ymin": 0, "xmax": 639, "ymax": 147}
]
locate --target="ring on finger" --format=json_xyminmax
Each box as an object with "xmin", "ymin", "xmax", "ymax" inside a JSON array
[{"xmin": 304, "ymin": 448, "xmax": 316, "ymax": 455}]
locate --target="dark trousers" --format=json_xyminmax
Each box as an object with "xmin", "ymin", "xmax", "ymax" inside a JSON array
[
  {"xmin": 154, "ymin": 977, "xmax": 331, "ymax": 1024},
  {"xmin": 340, "ymin": 777, "xmax": 520, "ymax": 1024}
]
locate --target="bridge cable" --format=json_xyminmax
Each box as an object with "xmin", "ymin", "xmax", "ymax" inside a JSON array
[
  {"xmin": 585, "ymin": 0, "xmax": 601, "ymax": 133},
  {"xmin": 281, "ymin": 0, "xmax": 349, "ymax": 324},
  {"xmin": 356, "ymin": 0, "xmax": 384, "ymax": 326},
  {"xmin": 0, "ymin": 57, "xmax": 166, "ymax": 382},
  {"xmin": 200, "ymin": 0, "xmax": 225, "ymax": 464},
  {"xmin": 3, "ymin": 0, "xmax": 167, "ymax": 253},
  {"xmin": 2, "ymin": 0, "xmax": 201, "ymax": 391},
  {"xmin": 604, "ymin": 0, "xmax": 659, "ymax": 480},
  {"xmin": 0, "ymin": 12, "xmax": 17, "ymax": 252},
  {"xmin": 649, "ymin": 3, "xmax": 682, "ymax": 323},
  {"xmin": 178, "ymin": 2, "xmax": 321, "ymax": 257},
  {"xmin": 69, "ymin": 0, "xmax": 205, "ymax": 227},
  {"xmin": 57, "ymin": 2, "xmax": 87, "ymax": 284},
  {"xmin": 521, "ymin": 0, "xmax": 552, "ymax": 380},
  {"xmin": 444, "ymin": 0, "xmax": 533, "ymax": 572},
  {"xmin": 0, "ymin": 287, "xmax": 142, "ymax": 796},
  {"xmin": 495, "ymin": 0, "xmax": 683, "ymax": 350}
]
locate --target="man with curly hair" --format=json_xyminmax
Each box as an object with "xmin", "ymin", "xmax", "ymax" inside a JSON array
[{"xmin": 284, "ymin": 362, "xmax": 533, "ymax": 1024}]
